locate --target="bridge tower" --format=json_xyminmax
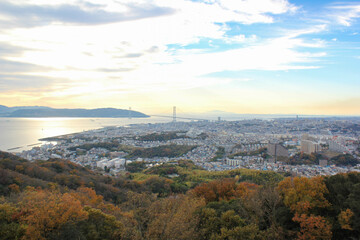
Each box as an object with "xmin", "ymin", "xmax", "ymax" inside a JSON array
[
  {"xmin": 173, "ymin": 106, "xmax": 176, "ymax": 122},
  {"xmin": 128, "ymin": 107, "xmax": 132, "ymax": 119}
]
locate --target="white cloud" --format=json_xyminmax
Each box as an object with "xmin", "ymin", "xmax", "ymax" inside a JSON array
[
  {"xmin": 224, "ymin": 34, "xmax": 257, "ymax": 44},
  {"xmin": 159, "ymin": 36, "xmax": 325, "ymax": 78},
  {"xmin": 217, "ymin": 0, "xmax": 297, "ymax": 14},
  {"xmin": 0, "ymin": 0, "xmax": 326, "ymax": 99},
  {"xmin": 328, "ymin": 4, "xmax": 360, "ymax": 26}
]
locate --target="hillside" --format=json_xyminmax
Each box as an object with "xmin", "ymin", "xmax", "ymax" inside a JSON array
[
  {"xmin": 0, "ymin": 106, "xmax": 149, "ymax": 118},
  {"xmin": 0, "ymin": 151, "xmax": 359, "ymax": 239}
]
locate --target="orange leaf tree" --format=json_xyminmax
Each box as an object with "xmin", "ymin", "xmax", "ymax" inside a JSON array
[
  {"xmin": 277, "ymin": 176, "xmax": 330, "ymax": 214},
  {"xmin": 277, "ymin": 176, "xmax": 332, "ymax": 240},
  {"xmin": 338, "ymin": 208, "xmax": 354, "ymax": 230},
  {"xmin": 20, "ymin": 189, "xmax": 88, "ymax": 240},
  {"xmin": 235, "ymin": 182, "xmax": 259, "ymax": 200},
  {"xmin": 191, "ymin": 179, "xmax": 238, "ymax": 203},
  {"xmin": 292, "ymin": 213, "xmax": 332, "ymax": 240}
]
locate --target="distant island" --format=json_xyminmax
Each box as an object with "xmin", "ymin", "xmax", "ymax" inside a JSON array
[{"xmin": 0, "ymin": 105, "xmax": 149, "ymax": 118}]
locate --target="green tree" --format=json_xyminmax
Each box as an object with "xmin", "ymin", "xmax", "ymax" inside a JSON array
[
  {"xmin": 0, "ymin": 203, "xmax": 26, "ymax": 240},
  {"xmin": 78, "ymin": 207, "xmax": 123, "ymax": 240}
]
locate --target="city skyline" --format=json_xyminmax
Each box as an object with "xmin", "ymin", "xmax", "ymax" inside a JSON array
[{"xmin": 0, "ymin": 0, "xmax": 360, "ymax": 115}]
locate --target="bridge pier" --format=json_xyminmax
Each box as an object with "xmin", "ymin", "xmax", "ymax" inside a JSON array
[{"xmin": 173, "ymin": 106, "xmax": 176, "ymax": 122}]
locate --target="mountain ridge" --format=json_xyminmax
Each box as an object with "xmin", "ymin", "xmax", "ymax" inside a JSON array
[{"xmin": 0, "ymin": 105, "xmax": 149, "ymax": 118}]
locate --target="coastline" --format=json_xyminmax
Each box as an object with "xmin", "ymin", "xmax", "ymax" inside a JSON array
[{"xmin": 0, "ymin": 117, "xmax": 173, "ymax": 152}]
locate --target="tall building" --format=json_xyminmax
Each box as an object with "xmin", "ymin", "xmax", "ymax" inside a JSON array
[
  {"xmin": 301, "ymin": 135, "xmax": 322, "ymax": 154},
  {"xmin": 328, "ymin": 139, "xmax": 347, "ymax": 153},
  {"xmin": 267, "ymin": 143, "xmax": 289, "ymax": 162}
]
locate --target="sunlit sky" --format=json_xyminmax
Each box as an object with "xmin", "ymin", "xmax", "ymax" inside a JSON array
[{"xmin": 0, "ymin": 0, "xmax": 359, "ymax": 115}]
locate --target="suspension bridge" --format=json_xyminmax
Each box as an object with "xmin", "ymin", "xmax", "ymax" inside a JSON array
[{"xmin": 131, "ymin": 106, "xmax": 213, "ymax": 122}]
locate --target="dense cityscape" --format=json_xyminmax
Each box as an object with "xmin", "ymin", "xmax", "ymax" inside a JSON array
[{"xmin": 18, "ymin": 117, "xmax": 360, "ymax": 177}]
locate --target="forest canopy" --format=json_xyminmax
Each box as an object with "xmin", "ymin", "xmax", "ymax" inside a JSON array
[{"xmin": 0, "ymin": 151, "xmax": 359, "ymax": 239}]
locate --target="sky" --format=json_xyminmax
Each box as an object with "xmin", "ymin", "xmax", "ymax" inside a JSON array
[{"xmin": 0, "ymin": 0, "xmax": 359, "ymax": 115}]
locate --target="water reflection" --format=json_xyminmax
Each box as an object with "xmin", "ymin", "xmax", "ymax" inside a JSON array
[{"xmin": 0, "ymin": 117, "xmax": 171, "ymax": 152}]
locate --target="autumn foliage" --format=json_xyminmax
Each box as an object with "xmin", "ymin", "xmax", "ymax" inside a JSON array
[
  {"xmin": 292, "ymin": 213, "xmax": 332, "ymax": 240},
  {"xmin": 191, "ymin": 178, "xmax": 259, "ymax": 203},
  {"xmin": 0, "ymin": 152, "xmax": 360, "ymax": 239},
  {"xmin": 20, "ymin": 189, "xmax": 88, "ymax": 240},
  {"xmin": 277, "ymin": 176, "xmax": 330, "ymax": 214},
  {"xmin": 338, "ymin": 209, "xmax": 354, "ymax": 230}
]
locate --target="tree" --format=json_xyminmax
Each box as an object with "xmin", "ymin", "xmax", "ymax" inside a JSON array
[
  {"xmin": 142, "ymin": 176, "xmax": 173, "ymax": 197},
  {"xmin": 197, "ymin": 208, "xmax": 221, "ymax": 240},
  {"xmin": 338, "ymin": 209, "xmax": 354, "ymax": 230},
  {"xmin": 324, "ymin": 172, "xmax": 360, "ymax": 239},
  {"xmin": 69, "ymin": 187, "xmax": 104, "ymax": 209},
  {"xmin": 145, "ymin": 195, "xmax": 205, "ymax": 240},
  {"xmin": 198, "ymin": 209, "xmax": 262, "ymax": 240},
  {"xmin": 292, "ymin": 213, "xmax": 332, "ymax": 240},
  {"xmin": 192, "ymin": 179, "xmax": 237, "ymax": 203},
  {"xmin": 8, "ymin": 184, "xmax": 20, "ymax": 193},
  {"xmin": 243, "ymin": 185, "xmax": 289, "ymax": 239},
  {"xmin": 0, "ymin": 203, "xmax": 26, "ymax": 240},
  {"xmin": 126, "ymin": 161, "xmax": 146, "ymax": 173},
  {"xmin": 20, "ymin": 189, "xmax": 88, "ymax": 240},
  {"xmin": 215, "ymin": 224, "xmax": 261, "ymax": 240},
  {"xmin": 277, "ymin": 176, "xmax": 330, "ymax": 214},
  {"xmin": 120, "ymin": 191, "xmax": 155, "ymax": 239},
  {"xmin": 277, "ymin": 177, "xmax": 332, "ymax": 239},
  {"xmin": 78, "ymin": 207, "xmax": 123, "ymax": 240},
  {"xmin": 235, "ymin": 182, "xmax": 259, "ymax": 200}
]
